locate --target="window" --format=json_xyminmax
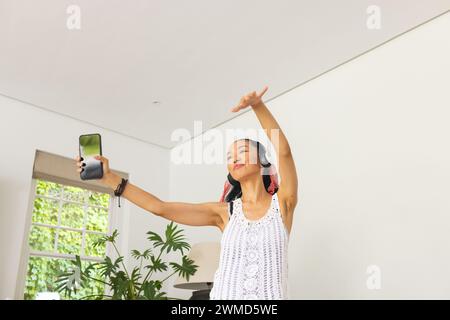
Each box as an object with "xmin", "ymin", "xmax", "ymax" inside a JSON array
[{"xmin": 23, "ymin": 179, "xmax": 112, "ymax": 299}]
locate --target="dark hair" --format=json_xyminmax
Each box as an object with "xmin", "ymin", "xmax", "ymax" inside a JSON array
[{"xmin": 225, "ymin": 138, "xmax": 277, "ymax": 202}]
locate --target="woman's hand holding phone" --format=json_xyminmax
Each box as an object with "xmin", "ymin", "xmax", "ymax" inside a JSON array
[{"xmin": 75, "ymin": 155, "xmax": 121, "ymax": 190}]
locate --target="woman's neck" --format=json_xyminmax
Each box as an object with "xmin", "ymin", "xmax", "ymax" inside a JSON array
[{"xmin": 240, "ymin": 174, "xmax": 268, "ymax": 204}]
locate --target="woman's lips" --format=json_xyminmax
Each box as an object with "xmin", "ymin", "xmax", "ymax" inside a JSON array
[{"xmin": 234, "ymin": 163, "xmax": 245, "ymax": 170}]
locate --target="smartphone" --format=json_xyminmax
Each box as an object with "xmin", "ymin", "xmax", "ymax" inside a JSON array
[{"xmin": 79, "ymin": 133, "xmax": 103, "ymax": 180}]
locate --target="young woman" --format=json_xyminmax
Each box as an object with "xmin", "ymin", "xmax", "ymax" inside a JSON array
[{"xmin": 74, "ymin": 86, "xmax": 298, "ymax": 300}]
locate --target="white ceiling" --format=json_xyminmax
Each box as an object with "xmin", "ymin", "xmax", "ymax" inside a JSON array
[{"xmin": 1, "ymin": 0, "xmax": 449, "ymax": 149}]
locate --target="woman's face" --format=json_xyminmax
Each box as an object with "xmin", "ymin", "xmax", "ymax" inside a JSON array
[{"xmin": 227, "ymin": 140, "xmax": 260, "ymax": 182}]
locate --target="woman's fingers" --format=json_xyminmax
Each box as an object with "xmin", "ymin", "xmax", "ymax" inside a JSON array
[
  {"xmin": 94, "ymin": 155, "xmax": 109, "ymax": 168},
  {"xmin": 74, "ymin": 155, "xmax": 84, "ymax": 168},
  {"xmin": 74, "ymin": 155, "xmax": 86, "ymax": 172},
  {"xmin": 94, "ymin": 155, "xmax": 106, "ymax": 161},
  {"xmin": 231, "ymin": 87, "xmax": 268, "ymax": 112},
  {"xmin": 75, "ymin": 159, "xmax": 85, "ymax": 167},
  {"xmin": 94, "ymin": 155, "xmax": 110, "ymax": 175},
  {"xmin": 257, "ymin": 86, "xmax": 268, "ymax": 98},
  {"xmin": 230, "ymin": 103, "xmax": 245, "ymax": 112}
]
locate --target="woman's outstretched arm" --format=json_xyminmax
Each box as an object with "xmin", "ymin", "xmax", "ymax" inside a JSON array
[
  {"xmin": 74, "ymin": 155, "xmax": 226, "ymax": 230},
  {"xmin": 231, "ymin": 86, "xmax": 299, "ymax": 212}
]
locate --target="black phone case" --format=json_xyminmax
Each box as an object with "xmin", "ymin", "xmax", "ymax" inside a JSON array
[{"xmin": 79, "ymin": 133, "xmax": 104, "ymax": 180}]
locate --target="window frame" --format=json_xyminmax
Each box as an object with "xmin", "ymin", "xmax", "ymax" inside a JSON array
[{"xmin": 15, "ymin": 178, "xmax": 121, "ymax": 299}]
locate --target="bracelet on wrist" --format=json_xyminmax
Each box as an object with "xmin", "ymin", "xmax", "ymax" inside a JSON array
[{"xmin": 113, "ymin": 178, "xmax": 128, "ymax": 207}]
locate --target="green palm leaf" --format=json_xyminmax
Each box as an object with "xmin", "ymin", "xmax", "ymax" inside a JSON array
[
  {"xmin": 145, "ymin": 255, "xmax": 168, "ymax": 273},
  {"xmin": 147, "ymin": 230, "xmax": 164, "ymax": 248},
  {"xmin": 164, "ymin": 221, "xmax": 191, "ymax": 254},
  {"xmin": 131, "ymin": 248, "xmax": 152, "ymax": 260},
  {"xmin": 169, "ymin": 255, "xmax": 199, "ymax": 282}
]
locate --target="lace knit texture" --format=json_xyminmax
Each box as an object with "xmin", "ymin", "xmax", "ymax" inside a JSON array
[{"xmin": 209, "ymin": 192, "xmax": 290, "ymax": 300}]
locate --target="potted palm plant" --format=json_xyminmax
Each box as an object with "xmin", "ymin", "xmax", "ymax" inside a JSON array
[{"xmin": 56, "ymin": 221, "xmax": 198, "ymax": 300}]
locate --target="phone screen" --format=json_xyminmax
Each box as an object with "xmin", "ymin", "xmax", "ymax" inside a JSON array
[{"xmin": 79, "ymin": 134, "xmax": 103, "ymax": 180}]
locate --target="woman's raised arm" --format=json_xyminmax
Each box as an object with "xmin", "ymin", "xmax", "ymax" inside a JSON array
[{"xmin": 231, "ymin": 86, "xmax": 299, "ymax": 212}]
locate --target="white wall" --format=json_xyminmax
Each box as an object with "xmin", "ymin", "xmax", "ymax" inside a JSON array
[
  {"xmin": 0, "ymin": 96, "xmax": 171, "ymax": 299},
  {"xmin": 168, "ymin": 12, "xmax": 450, "ymax": 299},
  {"xmin": 1, "ymin": 11, "xmax": 449, "ymax": 301}
]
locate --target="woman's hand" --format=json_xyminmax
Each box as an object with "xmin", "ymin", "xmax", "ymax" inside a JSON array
[
  {"xmin": 74, "ymin": 155, "xmax": 120, "ymax": 189},
  {"xmin": 230, "ymin": 86, "xmax": 269, "ymax": 112}
]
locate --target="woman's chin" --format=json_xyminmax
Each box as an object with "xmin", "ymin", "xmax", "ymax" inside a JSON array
[
  {"xmin": 231, "ymin": 172, "xmax": 244, "ymax": 181},
  {"xmin": 233, "ymin": 171, "xmax": 253, "ymax": 182}
]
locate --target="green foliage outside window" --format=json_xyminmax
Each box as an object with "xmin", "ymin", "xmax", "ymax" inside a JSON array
[{"xmin": 24, "ymin": 180, "xmax": 110, "ymax": 300}]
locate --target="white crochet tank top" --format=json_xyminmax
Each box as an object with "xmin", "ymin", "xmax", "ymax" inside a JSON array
[{"xmin": 209, "ymin": 192, "xmax": 290, "ymax": 300}]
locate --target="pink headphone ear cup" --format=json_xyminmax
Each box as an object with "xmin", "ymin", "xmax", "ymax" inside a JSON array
[
  {"xmin": 268, "ymin": 175, "xmax": 276, "ymax": 194},
  {"xmin": 220, "ymin": 180, "xmax": 232, "ymax": 202},
  {"xmin": 268, "ymin": 165, "xmax": 279, "ymax": 193}
]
